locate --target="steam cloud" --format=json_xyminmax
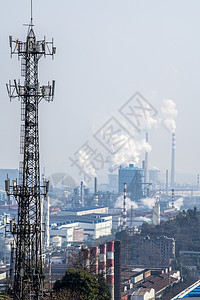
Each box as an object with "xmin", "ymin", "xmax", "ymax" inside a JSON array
[
  {"xmin": 76, "ymin": 149, "xmax": 97, "ymax": 178},
  {"xmin": 134, "ymin": 216, "xmax": 151, "ymax": 223},
  {"xmin": 141, "ymin": 197, "xmax": 156, "ymax": 209},
  {"xmin": 161, "ymin": 99, "xmax": 178, "ymax": 133},
  {"xmin": 141, "ymin": 110, "xmax": 159, "ymax": 131},
  {"xmin": 115, "ymin": 195, "xmax": 138, "ymax": 210},
  {"xmin": 174, "ymin": 197, "xmax": 184, "ymax": 210},
  {"xmin": 108, "ymin": 136, "xmax": 152, "ymax": 172}
]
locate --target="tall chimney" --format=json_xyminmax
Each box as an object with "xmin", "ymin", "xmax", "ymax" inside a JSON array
[
  {"xmin": 166, "ymin": 170, "xmax": 168, "ymax": 196},
  {"xmin": 171, "ymin": 133, "xmax": 176, "ymax": 187},
  {"xmin": 172, "ymin": 188, "xmax": 175, "ymax": 209},
  {"xmin": 99, "ymin": 244, "xmax": 106, "ymax": 277},
  {"xmin": 123, "ymin": 183, "xmax": 127, "ymax": 227},
  {"xmin": 142, "ymin": 160, "xmax": 145, "ymax": 170},
  {"xmin": 114, "ymin": 240, "xmax": 121, "ymax": 300},
  {"xmin": 80, "ymin": 181, "xmax": 84, "ymax": 207},
  {"xmin": 85, "ymin": 248, "xmax": 90, "ymax": 272},
  {"xmin": 197, "ymin": 174, "xmax": 199, "ymax": 191},
  {"xmin": 93, "ymin": 177, "xmax": 98, "ymax": 206},
  {"xmin": 107, "ymin": 241, "xmax": 114, "ymax": 300},
  {"xmin": 91, "ymin": 246, "xmax": 98, "ymax": 275},
  {"xmin": 94, "ymin": 177, "xmax": 97, "ymax": 194},
  {"xmin": 144, "ymin": 132, "xmax": 149, "ymax": 183}
]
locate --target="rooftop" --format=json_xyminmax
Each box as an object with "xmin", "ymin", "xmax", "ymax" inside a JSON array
[
  {"xmin": 171, "ymin": 280, "xmax": 200, "ymax": 299},
  {"xmin": 61, "ymin": 206, "xmax": 107, "ymax": 212}
]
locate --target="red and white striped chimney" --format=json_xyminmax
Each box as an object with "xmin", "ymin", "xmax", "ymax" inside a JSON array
[
  {"xmin": 107, "ymin": 241, "xmax": 114, "ymax": 300},
  {"xmin": 172, "ymin": 188, "xmax": 175, "ymax": 209},
  {"xmin": 99, "ymin": 244, "xmax": 106, "ymax": 277},
  {"xmin": 91, "ymin": 246, "xmax": 98, "ymax": 275},
  {"xmin": 123, "ymin": 183, "xmax": 127, "ymax": 227}
]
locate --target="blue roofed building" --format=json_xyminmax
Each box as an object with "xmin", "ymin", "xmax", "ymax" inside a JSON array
[{"xmin": 171, "ymin": 280, "xmax": 200, "ymax": 299}]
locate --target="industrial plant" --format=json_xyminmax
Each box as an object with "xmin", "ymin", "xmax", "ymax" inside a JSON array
[{"xmin": 1, "ymin": 1, "xmax": 200, "ymax": 300}]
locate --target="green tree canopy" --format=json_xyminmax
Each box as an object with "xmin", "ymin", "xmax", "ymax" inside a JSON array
[{"xmin": 54, "ymin": 268, "xmax": 110, "ymax": 300}]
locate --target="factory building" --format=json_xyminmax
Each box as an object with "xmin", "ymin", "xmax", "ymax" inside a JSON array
[
  {"xmin": 130, "ymin": 288, "xmax": 155, "ymax": 300},
  {"xmin": 118, "ymin": 164, "xmax": 144, "ymax": 201},
  {"xmin": 50, "ymin": 222, "xmax": 83, "ymax": 246},
  {"xmin": 59, "ymin": 206, "xmax": 108, "ymax": 216},
  {"xmin": 50, "ymin": 213, "xmax": 112, "ymax": 242}
]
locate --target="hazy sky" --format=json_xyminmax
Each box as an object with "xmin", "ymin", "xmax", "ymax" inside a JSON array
[{"xmin": 1, "ymin": 0, "xmax": 200, "ymax": 185}]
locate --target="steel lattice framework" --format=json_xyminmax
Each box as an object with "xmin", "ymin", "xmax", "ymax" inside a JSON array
[{"xmin": 5, "ymin": 20, "xmax": 55, "ymax": 299}]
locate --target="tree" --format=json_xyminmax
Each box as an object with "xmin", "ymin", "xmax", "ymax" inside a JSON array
[
  {"xmin": 97, "ymin": 273, "xmax": 111, "ymax": 300},
  {"xmin": 54, "ymin": 268, "xmax": 99, "ymax": 300}
]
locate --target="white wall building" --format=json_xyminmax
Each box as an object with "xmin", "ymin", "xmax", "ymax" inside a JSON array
[
  {"xmin": 131, "ymin": 288, "xmax": 155, "ymax": 300},
  {"xmin": 79, "ymin": 215, "xmax": 112, "ymax": 239},
  {"xmin": 49, "ymin": 214, "xmax": 112, "ymax": 244},
  {"xmin": 50, "ymin": 226, "xmax": 74, "ymax": 246}
]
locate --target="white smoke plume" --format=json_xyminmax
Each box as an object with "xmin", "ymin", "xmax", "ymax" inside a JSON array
[
  {"xmin": 107, "ymin": 136, "xmax": 152, "ymax": 172},
  {"xmin": 134, "ymin": 216, "xmax": 151, "ymax": 223},
  {"xmin": 174, "ymin": 197, "xmax": 184, "ymax": 210},
  {"xmin": 141, "ymin": 197, "xmax": 156, "ymax": 209},
  {"xmin": 161, "ymin": 99, "xmax": 178, "ymax": 133},
  {"xmin": 75, "ymin": 149, "xmax": 97, "ymax": 178},
  {"xmin": 141, "ymin": 110, "xmax": 159, "ymax": 131},
  {"xmin": 115, "ymin": 195, "xmax": 138, "ymax": 210}
]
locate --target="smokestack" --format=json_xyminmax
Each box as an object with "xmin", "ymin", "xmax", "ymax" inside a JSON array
[
  {"xmin": 91, "ymin": 246, "xmax": 98, "ymax": 275},
  {"xmin": 80, "ymin": 181, "xmax": 84, "ymax": 207},
  {"xmin": 85, "ymin": 248, "xmax": 90, "ymax": 272},
  {"xmin": 93, "ymin": 177, "xmax": 98, "ymax": 206},
  {"xmin": 142, "ymin": 160, "xmax": 145, "ymax": 170},
  {"xmin": 107, "ymin": 241, "xmax": 114, "ymax": 300},
  {"xmin": 94, "ymin": 177, "xmax": 97, "ymax": 194},
  {"xmin": 166, "ymin": 170, "xmax": 168, "ymax": 196},
  {"xmin": 130, "ymin": 205, "xmax": 133, "ymax": 228},
  {"xmin": 123, "ymin": 183, "xmax": 127, "ymax": 227},
  {"xmin": 114, "ymin": 241, "xmax": 121, "ymax": 300},
  {"xmin": 172, "ymin": 189, "xmax": 175, "ymax": 209},
  {"xmin": 197, "ymin": 174, "xmax": 199, "ymax": 191},
  {"xmin": 171, "ymin": 133, "xmax": 176, "ymax": 187},
  {"xmin": 144, "ymin": 132, "xmax": 149, "ymax": 183},
  {"xmin": 99, "ymin": 244, "xmax": 106, "ymax": 277}
]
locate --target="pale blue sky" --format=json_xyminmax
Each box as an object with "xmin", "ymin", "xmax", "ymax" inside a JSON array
[{"xmin": 0, "ymin": 0, "xmax": 200, "ymax": 185}]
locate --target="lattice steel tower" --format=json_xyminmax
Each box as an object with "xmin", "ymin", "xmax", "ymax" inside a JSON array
[{"xmin": 5, "ymin": 11, "xmax": 55, "ymax": 299}]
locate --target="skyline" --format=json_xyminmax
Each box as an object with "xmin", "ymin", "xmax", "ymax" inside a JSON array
[{"xmin": 0, "ymin": 1, "xmax": 200, "ymax": 185}]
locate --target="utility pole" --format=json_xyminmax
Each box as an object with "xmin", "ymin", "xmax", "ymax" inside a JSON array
[{"xmin": 5, "ymin": 6, "xmax": 55, "ymax": 299}]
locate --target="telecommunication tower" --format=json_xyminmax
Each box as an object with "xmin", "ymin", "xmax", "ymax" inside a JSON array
[{"xmin": 5, "ymin": 7, "xmax": 56, "ymax": 299}]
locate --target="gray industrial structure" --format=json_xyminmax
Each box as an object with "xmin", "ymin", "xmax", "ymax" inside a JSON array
[{"xmin": 118, "ymin": 164, "xmax": 144, "ymax": 201}]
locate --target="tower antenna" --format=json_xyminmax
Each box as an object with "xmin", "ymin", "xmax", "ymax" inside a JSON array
[{"xmin": 6, "ymin": 8, "xmax": 56, "ymax": 299}]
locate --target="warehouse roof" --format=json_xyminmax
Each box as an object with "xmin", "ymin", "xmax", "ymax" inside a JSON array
[{"xmin": 171, "ymin": 280, "xmax": 200, "ymax": 299}]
